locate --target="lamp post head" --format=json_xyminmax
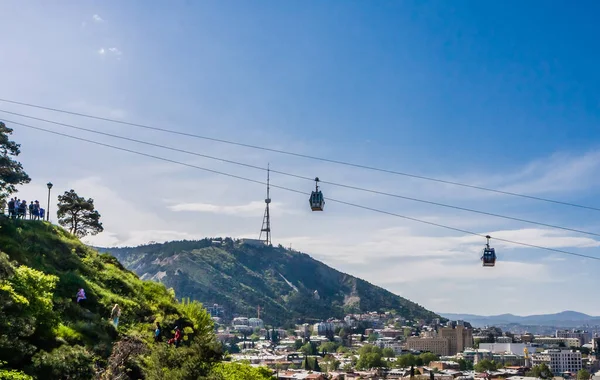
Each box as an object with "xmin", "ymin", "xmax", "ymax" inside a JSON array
[{"xmin": 47, "ymin": 182, "xmax": 53, "ymax": 190}]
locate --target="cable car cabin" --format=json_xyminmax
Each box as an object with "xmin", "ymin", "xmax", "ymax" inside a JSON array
[
  {"xmin": 481, "ymin": 247, "xmax": 496, "ymax": 267},
  {"xmin": 309, "ymin": 191, "xmax": 325, "ymax": 211}
]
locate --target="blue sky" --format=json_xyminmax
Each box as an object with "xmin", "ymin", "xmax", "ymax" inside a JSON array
[{"xmin": 1, "ymin": 1, "xmax": 600, "ymax": 316}]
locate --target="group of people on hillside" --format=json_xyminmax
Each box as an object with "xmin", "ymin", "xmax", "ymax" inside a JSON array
[
  {"xmin": 75, "ymin": 288, "xmax": 182, "ymax": 347},
  {"xmin": 1, "ymin": 198, "xmax": 45, "ymax": 220}
]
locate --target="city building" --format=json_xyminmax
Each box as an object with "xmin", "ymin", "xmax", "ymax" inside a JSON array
[
  {"xmin": 531, "ymin": 349, "xmax": 582, "ymax": 374},
  {"xmin": 497, "ymin": 336, "xmax": 513, "ymax": 343},
  {"xmin": 439, "ymin": 324, "xmax": 474, "ymax": 355},
  {"xmin": 313, "ymin": 322, "xmax": 334, "ymax": 335},
  {"xmin": 206, "ymin": 303, "xmax": 225, "ymax": 318},
  {"xmin": 479, "ymin": 343, "xmax": 533, "ymax": 355},
  {"xmin": 556, "ymin": 330, "xmax": 592, "ymax": 346},
  {"xmin": 248, "ymin": 318, "xmax": 264, "ymax": 328},
  {"xmin": 406, "ymin": 336, "xmax": 450, "ymax": 356},
  {"xmin": 533, "ymin": 337, "xmax": 581, "ymax": 347},
  {"xmin": 430, "ymin": 361, "xmax": 460, "ymax": 371}
]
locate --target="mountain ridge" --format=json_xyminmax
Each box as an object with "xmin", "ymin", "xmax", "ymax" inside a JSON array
[
  {"xmin": 440, "ymin": 310, "xmax": 600, "ymax": 327},
  {"xmin": 100, "ymin": 238, "xmax": 442, "ymax": 325}
]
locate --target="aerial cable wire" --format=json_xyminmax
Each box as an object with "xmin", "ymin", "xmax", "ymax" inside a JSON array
[
  {"xmin": 1, "ymin": 98, "xmax": 599, "ymax": 212},
  {"xmin": 2, "ymin": 110, "xmax": 600, "ymax": 239},
  {"xmin": 4, "ymin": 118, "xmax": 600, "ymax": 262}
]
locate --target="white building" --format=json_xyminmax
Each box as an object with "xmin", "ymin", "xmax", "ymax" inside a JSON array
[
  {"xmin": 531, "ymin": 349, "xmax": 582, "ymax": 374},
  {"xmin": 313, "ymin": 322, "xmax": 334, "ymax": 335},
  {"xmin": 232, "ymin": 317, "xmax": 249, "ymax": 326},
  {"xmin": 478, "ymin": 343, "xmax": 532, "ymax": 355},
  {"xmin": 248, "ymin": 318, "xmax": 264, "ymax": 328}
]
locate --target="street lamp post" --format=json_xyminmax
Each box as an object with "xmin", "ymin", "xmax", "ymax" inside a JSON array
[{"xmin": 46, "ymin": 182, "xmax": 53, "ymax": 221}]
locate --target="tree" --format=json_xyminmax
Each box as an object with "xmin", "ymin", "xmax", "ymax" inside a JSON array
[
  {"xmin": 382, "ymin": 347, "xmax": 396, "ymax": 358},
  {"xmin": 57, "ymin": 190, "xmax": 103, "ymax": 237},
  {"xmin": 577, "ymin": 369, "xmax": 591, "ymax": 380},
  {"xmin": 397, "ymin": 354, "xmax": 417, "ymax": 368},
  {"xmin": 526, "ymin": 363, "xmax": 553, "ymax": 379},
  {"xmin": 312, "ymin": 358, "xmax": 321, "ymax": 372},
  {"xmin": 420, "ymin": 352, "xmax": 438, "ymax": 365},
  {"xmin": 210, "ymin": 362, "xmax": 272, "ymax": 380},
  {"xmin": 0, "ymin": 122, "xmax": 31, "ymax": 200},
  {"xmin": 474, "ymin": 359, "xmax": 497, "ymax": 372}
]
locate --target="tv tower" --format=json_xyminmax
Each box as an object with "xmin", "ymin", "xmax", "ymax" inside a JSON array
[{"xmin": 259, "ymin": 164, "xmax": 272, "ymax": 246}]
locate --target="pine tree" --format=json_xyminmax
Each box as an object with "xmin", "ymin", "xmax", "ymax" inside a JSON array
[
  {"xmin": 302, "ymin": 355, "xmax": 310, "ymax": 370},
  {"xmin": 313, "ymin": 357, "xmax": 321, "ymax": 372}
]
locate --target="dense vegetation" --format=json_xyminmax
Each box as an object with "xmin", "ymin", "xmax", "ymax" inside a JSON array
[
  {"xmin": 0, "ymin": 217, "xmax": 270, "ymax": 379},
  {"xmin": 104, "ymin": 239, "xmax": 441, "ymax": 325}
]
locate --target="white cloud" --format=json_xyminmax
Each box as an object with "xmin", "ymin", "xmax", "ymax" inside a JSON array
[
  {"xmin": 92, "ymin": 14, "xmax": 104, "ymax": 22},
  {"xmin": 108, "ymin": 47, "xmax": 122, "ymax": 56},
  {"xmin": 97, "ymin": 47, "xmax": 122, "ymax": 58},
  {"xmin": 169, "ymin": 200, "xmax": 270, "ymax": 215}
]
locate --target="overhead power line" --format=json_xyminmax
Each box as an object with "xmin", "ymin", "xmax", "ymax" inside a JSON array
[
  {"xmin": 5, "ymin": 118, "xmax": 600, "ymax": 262},
  {"xmin": 2, "ymin": 110, "xmax": 600, "ymax": 239},
  {"xmin": 1, "ymin": 98, "xmax": 599, "ymax": 212}
]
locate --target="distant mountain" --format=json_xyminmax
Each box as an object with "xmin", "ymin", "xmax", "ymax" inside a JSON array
[
  {"xmin": 440, "ymin": 311, "xmax": 600, "ymax": 327},
  {"xmin": 100, "ymin": 239, "xmax": 441, "ymax": 325}
]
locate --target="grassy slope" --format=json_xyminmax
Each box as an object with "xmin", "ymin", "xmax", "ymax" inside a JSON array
[
  {"xmin": 0, "ymin": 217, "xmax": 203, "ymax": 376},
  {"xmin": 105, "ymin": 239, "xmax": 441, "ymax": 325}
]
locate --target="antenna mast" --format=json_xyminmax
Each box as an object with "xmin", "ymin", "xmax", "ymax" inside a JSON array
[{"xmin": 259, "ymin": 164, "xmax": 272, "ymax": 246}]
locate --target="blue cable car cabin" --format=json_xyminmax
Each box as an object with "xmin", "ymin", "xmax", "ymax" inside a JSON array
[
  {"xmin": 481, "ymin": 247, "xmax": 496, "ymax": 267},
  {"xmin": 481, "ymin": 235, "xmax": 496, "ymax": 267},
  {"xmin": 309, "ymin": 191, "xmax": 324, "ymax": 211},
  {"xmin": 310, "ymin": 177, "xmax": 325, "ymax": 211}
]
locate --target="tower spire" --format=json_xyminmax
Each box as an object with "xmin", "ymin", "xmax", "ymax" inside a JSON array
[{"xmin": 259, "ymin": 164, "xmax": 272, "ymax": 246}]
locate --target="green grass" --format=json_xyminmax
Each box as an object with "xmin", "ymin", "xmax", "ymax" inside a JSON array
[{"xmin": 0, "ymin": 217, "xmax": 219, "ymax": 378}]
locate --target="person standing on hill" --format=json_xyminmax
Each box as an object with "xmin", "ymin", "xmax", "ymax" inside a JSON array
[
  {"xmin": 174, "ymin": 326, "xmax": 182, "ymax": 347},
  {"xmin": 33, "ymin": 201, "xmax": 40, "ymax": 220},
  {"xmin": 76, "ymin": 288, "xmax": 86, "ymax": 304},
  {"xmin": 111, "ymin": 304, "xmax": 121, "ymax": 327},
  {"xmin": 7, "ymin": 198, "xmax": 15, "ymax": 218},
  {"xmin": 28, "ymin": 201, "xmax": 34, "ymax": 219},
  {"xmin": 154, "ymin": 322, "xmax": 162, "ymax": 342}
]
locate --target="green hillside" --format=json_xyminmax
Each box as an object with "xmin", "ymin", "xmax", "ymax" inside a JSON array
[
  {"xmin": 0, "ymin": 217, "xmax": 271, "ymax": 380},
  {"xmin": 104, "ymin": 238, "xmax": 440, "ymax": 326}
]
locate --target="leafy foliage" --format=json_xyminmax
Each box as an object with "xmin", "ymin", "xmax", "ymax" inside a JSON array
[
  {"xmin": 474, "ymin": 359, "xmax": 499, "ymax": 372},
  {"xmin": 56, "ymin": 190, "xmax": 104, "ymax": 237},
  {"xmin": 0, "ymin": 217, "xmax": 224, "ymax": 379},
  {"xmin": 526, "ymin": 363, "xmax": 553, "ymax": 379},
  {"xmin": 105, "ymin": 240, "xmax": 441, "ymax": 325},
  {"xmin": 0, "ymin": 122, "xmax": 31, "ymax": 200},
  {"xmin": 30, "ymin": 345, "xmax": 96, "ymax": 380},
  {"xmin": 577, "ymin": 369, "xmax": 591, "ymax": 380},
  {"xmin": 356, "ymin": 345, "xmax": 386, "ymax": 369},
  {"xmin": 209, "ymin": 362, "xmax": 272, "ymax": 380}
]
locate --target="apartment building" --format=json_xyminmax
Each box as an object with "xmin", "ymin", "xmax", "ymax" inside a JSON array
[
  {"xmin": 439, "ymin": 324, "xmax": 474, "ymax": 355},
  {"xmin": 534, "ymin": 337, "xmax": 581, "ymax": 347},
  {"xmin": 556, "ymin": 330, "xmax": 592, "ymax": 346},
  {"xmin": 531, "ymin": 349, "xmax": 582, "ymax": 374},
  {"xmin": 406, "ymin": 322, "xmax": 473, "ymax": 356},
  {"xmin": 406, "ymin": 336, "xmax": 450, "ymax": 356}
]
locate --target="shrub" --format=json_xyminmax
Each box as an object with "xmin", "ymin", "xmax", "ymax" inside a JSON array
[{"xmin": 30, "ymin": 345, "xmax": 95, "ymax": 380}]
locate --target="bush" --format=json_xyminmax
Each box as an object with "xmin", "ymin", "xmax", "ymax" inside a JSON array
[{"xmin": 30, "ymin": 345, "xmax": 95, "ymax": 380}]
